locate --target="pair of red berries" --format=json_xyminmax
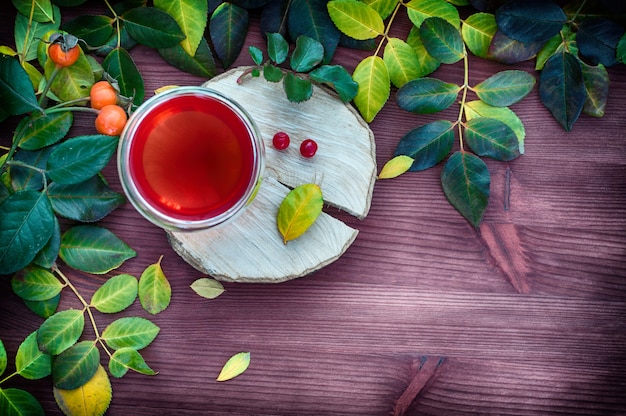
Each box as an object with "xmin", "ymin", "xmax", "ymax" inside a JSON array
[{"xmin": 272, "ymin": 132, "xmax": 318, "ymax": 158}]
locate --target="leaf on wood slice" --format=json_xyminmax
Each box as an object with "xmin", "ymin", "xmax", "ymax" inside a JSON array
[
  {"xmin": 216, "ymin": 352, "xmax": 250, "ymax": 382},
  {"xmin": 277, "ymin": 184, "xmax": 323, "ymax": 244}
]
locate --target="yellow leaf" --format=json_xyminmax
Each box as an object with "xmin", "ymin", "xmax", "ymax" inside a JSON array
[
  {"xmin": 277, "ymin": 184, "xmax": 323, "ymax": 244},
  {"xmin": 378, "ymin": 155, "xmax": 414, "ymax": 179},
  {"xmin": 53, "ymin": 365, "xmax": 111, "ymax": 416},
  {"xmin": 216, "ymin": 352, "xmax": 250, "ymax": 382}
]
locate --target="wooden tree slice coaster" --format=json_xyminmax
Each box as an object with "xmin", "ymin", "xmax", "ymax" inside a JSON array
[{"xmin": 167, "ymin": 67, "xmax": 376, "ymax": 283}]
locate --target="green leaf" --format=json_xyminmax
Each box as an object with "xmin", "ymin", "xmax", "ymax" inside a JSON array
[
  {"xmin": 61, "ymin": 15, "xmax": 114, "ymax": 48},
  {"xmin": 473, "ymin": 70, "xmax": 535, "ymax": 107},
  {"xmin": 154, "ymin": 0, "xmax": 208, "ymax": 56},
  {"xmin": 96, "ymin": 25, "xmax": 137, "ymax": 57},
  {"xmin": 11, "ymin": 0, "xmax": 54, "ymax": 23},
  {"xmin": 109, "ymin": 348, "xmax": 157, "ymax": 378},
  {"xmin": 90, "ymin": 274, "xmax": 138, "ymax": 314},
  {"xmin": 378, "ymin": 155, "xmax": 414, "ymax": 179},
  {"xmin": 138, "ymin": 257, "xmax": 171, "ymax": 315},
  {"xmin": 11, "ymin": 147, "xmax": 52, "ymax": 192},
  {"xmin": 539, "ymin": 51, "xmax": 586, "ymax": 131},
  {"xmin": 52, "ymin": 341, "xmax": 100, "ymax": 390},
  {"xmin": 580, "ymin": 61, "xmax": 609, "ymax": 118},
  {"xmin": 464, "ymin": 100, "xmax": 526, "ymax": 154},
  {"xmin": 44, "ymin": 51, "xmax": 94, "ymax": 102},
  {"xmin": 0, "ymin": 190, "xmax": 54, "ymax": 275},
  {"xmin": 210, "ymin": 2, "xmax": 249, "ymax": 68},
  {"xmin": 488, "ymin": 30, "xmax": 544, "ymax": 64},
  {"xmin": 53, "ymin": 364, "xmax": 111, "ymax": 416},
  {"xmin": 102, "ymin": 47, "xmax": 144, "ymax": 105},
  {"xmin": 309, "ymin": 65, "xmax": 358, "ymax": 103},
  {"xmin": 290, "ymin": 36, "xmax": 324, "ymax": 72},
  {"xmin": 190, "ymin": 278, "xmax": 225, "ymax": 299},
  {"xmin": 248, "ymin": 45, "xmax": 263, "ymax": 65},
  {"xmin": 393, "ymin": 120, "xmax": 454, "ymax": 171},
  {"xmin": 267, "ymin": 32, "xmax": 289, "ymax": 65},
  {"xmin": 419, "ymin": 17, "xmax": 465, "ymax": 64},
  {"xmin": 46, "ymin": 135, "xmax": 118, "ymax": 185},
  {"xmin": 33, "ymin": 216, "xmax": 61, "ymax": 269},
  {"xmin": 405, "ymin": 0, "xmax": 460, "ymax": 29},
  {"xmin": 123, "ymin": 7, "xmax": 185, "ymax": 49},
  {"xmin": 24, "ymin": 294, "xmax": 60, "ymax": 319},
  {"xmin": 0, "ymin": 340, "xmax": 6, "ymax": 377},
  {"xmin": 0, "ymin": 55, "xmax": 42, "ymax": 116},
  {"xmin": 462, "ymin": 12, "xmax": 497, "ymax": 59},
  {"xmin": 405, "ymin": 27, "xmax": 440, "ymax": 78},
  {"xmin": 11, "ymin": 266, "xmax": 63, "ymax": 302},
  {"xmin": 327, "ymin": 0, "xmax": 384, "ymax": 40},
  {"xmin": 464, "ymin": 117, "xmax": 520, "ymax": 161},
  {"xmin": 441, "ymin": 151, "xmax": 490, "ymax": 228},
  {"xmin": 383, "ymin": 37, "xmax": 422, "ymax": 88},
  {"xmin": 617, "ymin": 33, "xmax": 626, "ymax": 64},
  {"xmin": 37, "ymin": 309, "xmax": 84, "ymax": 355},
  {"xmin": 362, "ymin": 0, "xmax": 399, "ymax": 20},
  {"xmin": 352, "ymin": 55, "xmax": 390, "ymax": 122},
  {"xmin": 577, "ymin": 18, "xmax": 623, "ymax": 67},
  {"xmin": 263, "ymin": 63, "xmax": 284, "ymax": 82},
  {"xmin": 14, "ymin": 5, "xmax": 60, "ymax": 62},
  {"xmin": 18, "ymin": 111, "xmax": 73, "ymax": 151},
  {"xmin": 101, "ymin": 317, "xmax": 160, "ymax": 350},
  {"xmin": 48, "ymin": 175, "xmax": 126, "ymax": 223},
  {"xmin": 495, "ymin": 0, "xmax": 565, "ymax": 43},
  {"xmin": 59, "ymin": 225, "xmax": 136, "ymax": 274},
  {"xmin": 16, "ymin": 332, "xmax": 52, "ymax": 380},
  {"xmin": 289, "ymin": 0, "xmax": 341, "ymax": 63},
  {"xmin": 277, "ymin": 183, "xmax": 323, "ymax": 244},
  {"xmin": 0, "ymin": 388, "xmax": 44, "ymax": 416},
  {"xmin": 536, "ymin": 25, "xmax": 576, "ymax": 71},
  {"xmin": 283, "ymin": 72, "xmax": 313, "ymax": 103},
  {"xmin": 396, "ymin": 77, "xmax": 460, "ymax": 114},
  {"xmin": 158, "ymin": 37, "xmax": 217, "ymax": 78},
  {"xmin": 216, "ymin": 352, "xmax": 250, "ymax": 382}
]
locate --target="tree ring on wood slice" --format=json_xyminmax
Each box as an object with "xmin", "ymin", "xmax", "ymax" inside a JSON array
[{"xmin": 167, "ymin": 66, "xmax": 376, "ymax": 283}]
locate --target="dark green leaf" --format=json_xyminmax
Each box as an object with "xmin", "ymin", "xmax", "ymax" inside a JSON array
[
  {"xmin": 123, "ymin": 7, "xmax": 185, "ymax": 49},
  {"xmin": 103, "ymin": 47, "xmax": 144, "ymax": 105},
  {"xmin": 309, "ymin": 65, "xmax": 358, "ymax": 102},
  {"xmin": 0, "ymin": 190, "xmax": 54, "ymax": 275},
  {"xmin": 33, "ymin": 216, "xmax": 60, "ymax": 269},
  {"xmin": 267, "ymin": 32, "xmax": 289, "ymax": 65},
  {"xmin": 12, "ymin": 0, "xmax": 54, "ymax": 23},
  {"xmin": 577, "ymin": 18, "xmax": 623, "ymax": 67},
  {"xmin": 61, "ymin": 15, "xmax": 114, "ymax": 48},
  {"xmin": 405, "ymin": 26, "xmax": 440, "ymax": 77},
  {"xmin": 495, "ymin": 0, "xmax": 565, "ymax": 43},
  {"xmin": 291, "ymin": 36, "xmax": 324, "ymax": 72},
  {"xmin": 473, "ymin": 70, "xmax": 535, "ymax": 107},
  {"xmin": 24, "ymin": 294, "xmax": 60, "ymax": 319},
  {"xmin": 210, "ymin": 2, "xmax": 249, "ymax": 68},
  {"xmin": 48, "ymin": 175, "xmax": 125, "ymax": 222},
  {"xmin": 0, "ymin": 340, "xmax": 6, "ymax": 377},
  {"xmin": 393, "ymin": 120, "xmax": 454, "ymax": 171},
  {"xmin": 580, "ymin": 61, "xmax": 609, "ymax": 118},
  {"xmin": 37, "ymin": 309, "xmax": 84, "ymax": 355},
  {"xmin": 12, "ymin": 147, "xmax": 54, "ymax": 191},
  {"xmin": 248, "ymin": 45, "xmax": 264, "ymax": 65},
  {"xmin": 289, "ymin": 0, "xmax": 341, "ymax": 63},
  {"xmin": 283, "ymin": 73, "xmax": 313, "ymax": 103},
  {"xmin": 16, "ymin": 332, "xmax": 52, "ymax": 380},
  {"xmin": 396, "ymin": 77, "xmax": 460, "ymax": 114},
  {"xmin": 617, "ymin": 33, "xmax": 626, "ymax": 64},
  {"xmin": 158, "ymin": 37, "xmax": 217, "ymax": 78},
  {"xmin": 0, "ymin": 55, "xmax": 41, "ymax": 116},
  {"xmin": 260, "ymin": 0, "xmax": 290, "ymax": 39},
  {"xmin": 59, "ymin": 225, "xmax": 136, "ymax": 274},
  {"xmin": 109, "ymin": 348, "xmax": 157, "ymax": 378},
  {"xmin": 536, "ymin": 25, "xmax": 576, "ymax": 71},
  {"xmin": 488, "ymin": 30, "xmax": 544, "ymax": 64},
  {"xmin": 18, "ymin": 111, "xmax": 73, "ymax": 151},
  {"xmin": 46, "ymin": 135, "xmax": 118, "ymax": 185},
  {"xmin": 11, "ymin": 266, "xmax": 63, "ymax": 302},
  {"xmin": 441, "ymin": 151, "xmax": 490, "ymax": 228},
  {"xmin": 52, "ymin": 341, "xmax": 100, "ymax": 390},
  {"xmin": 263, "ymin": 63, "xmax": 284, "ymax": 82},
  {"xmin": 95, "ymin": 25, "xmax": 138, "ymax": 57},
  {"xmin": 230, "ymin": 0, "xmax": 273, "ymax": 7},
  {"xmin": 464, "ymin": 117, "xmax": 520, "ymax": 161},
  {"xmin": 101, "ymin": 317, "xmax": 160, "ymax": 350},
  {"xmin": 539, "ymin": 51, "xmax": 585, "ymax": 131},
  {"xmin": 419, "ymin": 17, "xmax": 465, "ymax": 64},
  {"xmin": 464, "ymin": 100, "xmax": 526, "ymax": 154},
  {"xmin": 138, "ymin": 257, "xmax": 171, "ymax": 315},
  {"xmin": 0, "ymin": 388, "xmax": 44, "ymax": 416},
  {"xmin": 91, "ymin": 274, "xmax": 138, "ymax": 314}
]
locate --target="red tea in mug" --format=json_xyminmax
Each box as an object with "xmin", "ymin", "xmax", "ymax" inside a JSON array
[{"xmin": 118, "ymin": 88, "xmax": 264, "ymax": 230}]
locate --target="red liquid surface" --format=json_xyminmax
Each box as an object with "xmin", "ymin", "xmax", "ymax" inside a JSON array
[{"xmin": 129, "ymin": 94, "xmax": 255, "ymax": 220}]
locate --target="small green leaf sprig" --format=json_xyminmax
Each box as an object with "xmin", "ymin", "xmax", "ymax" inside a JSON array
[{"xmin": 238, "ymin": 32, "xmax": 358, "ymax": 104}]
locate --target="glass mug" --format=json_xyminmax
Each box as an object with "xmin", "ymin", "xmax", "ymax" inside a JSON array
[{"xmin": 118, "ymin": 87, "xmax": 265, "ymax": 230}]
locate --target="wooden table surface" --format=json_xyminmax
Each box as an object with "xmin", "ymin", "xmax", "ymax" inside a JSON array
[{"xmin": 1, "ymin": 5, "xmax": 626, "ymax": 416}]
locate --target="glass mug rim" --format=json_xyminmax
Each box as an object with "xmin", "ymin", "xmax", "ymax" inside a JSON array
[{"xmin": 117, "ymin": 86, "xmax": 265, "ymax": 231}]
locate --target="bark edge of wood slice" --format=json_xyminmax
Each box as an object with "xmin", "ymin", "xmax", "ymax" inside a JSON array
[{"xmin": 167, "ymin": 67, "xmax": 376, "ymax": 283}]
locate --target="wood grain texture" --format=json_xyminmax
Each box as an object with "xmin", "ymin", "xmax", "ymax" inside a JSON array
[{"xmin": 1, "ymin": 5, "xmax": 625, "ymax": 416}]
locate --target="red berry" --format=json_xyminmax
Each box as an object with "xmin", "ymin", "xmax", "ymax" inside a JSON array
[
  {"xmin": 272, "ymin": 132, "xmax": 290, "ymax": 150},
  {"xmin": 300, "ymin": 139, "xmax": 318, "ymax": 158}
]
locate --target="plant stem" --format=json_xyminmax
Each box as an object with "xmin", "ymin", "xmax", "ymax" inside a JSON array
[
  {"xmin": 456, "ymin": 50, "xmax": 470, "ymax": 152},
  {"xmin": 0, "ymin": 116, "xmax": 32, "ymax": 173},
  {"xmin": 18, "ymin": 0, "xmax": 36, "ymax": 64},
  {"xmin": 374, "ymin": 1, "xmax": 403, "ymax": 57},
  {"xmin": 0, "ymin": 371, "xmax": 19, "ymax": 385},
  {"xmin": 38, "ymin": 65, "xmax": 61, "ymax": 107},
  {"xmin": 104, "ymin": 0, "xmax": 122, "ymax": 48}
]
